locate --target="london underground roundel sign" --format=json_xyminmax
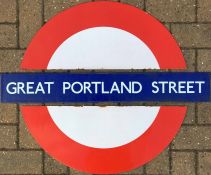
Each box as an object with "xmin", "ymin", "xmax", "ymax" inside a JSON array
[{"xmin": 20, "ymin": 2, "xmax": 187, "ymax": 174}]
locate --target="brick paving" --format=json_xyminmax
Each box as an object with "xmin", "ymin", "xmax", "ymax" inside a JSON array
[{"xmin": 0, "ymin": 0, "xmax": 211, "ymax": 174}]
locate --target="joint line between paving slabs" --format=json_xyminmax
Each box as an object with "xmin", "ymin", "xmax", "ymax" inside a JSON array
[
  {"xmin": 16, "ymin": 104, "xmax": 20, "ymax": 149},
  {"xmin": 195, "ymin": 150, "xmax": 199, "ymax": 175},
  {"xmin": 42, "ymin": 150, "xmax": 45, "ymax": 174},
  {"xmin": 41, "ymin": 0, "xmax": 45, "ymax": 26},
  {"xmin": 16, "ymin": 0, "xmax": 20, "ymax": 49}
]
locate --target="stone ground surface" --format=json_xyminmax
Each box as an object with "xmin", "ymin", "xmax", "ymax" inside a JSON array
[{"xmin": 0, "ymin": 0, "xmax": 211, "ymax": 174}]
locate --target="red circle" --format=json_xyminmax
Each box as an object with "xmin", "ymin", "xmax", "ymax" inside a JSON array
[
  {"xmin": 20, "ymin": 1, "xmax": 187, "ymax": 174},
  {"xmin": 21, "ymin": 1, "xmax": 186, "ymax": 69}
]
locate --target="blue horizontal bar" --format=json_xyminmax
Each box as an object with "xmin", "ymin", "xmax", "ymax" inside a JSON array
[{"xmin": 0, "ymin": 72, "xmax": 210, "ymax": 103}]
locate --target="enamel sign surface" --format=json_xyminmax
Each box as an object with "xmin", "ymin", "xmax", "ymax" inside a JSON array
[{"xmin": 19, "ymin": 1, "xmax": 189, "ymax": 174}]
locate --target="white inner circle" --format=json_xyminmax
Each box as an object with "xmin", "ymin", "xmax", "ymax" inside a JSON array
[
  {"xmin": 48, "ymin": 106, "xmax": 160, "ymax": 148},
  {"xmin": 47, "ymin": 27, "xmax": 159, "ymax": 69},
  {"xmin": 47, "ymin": 27, "xmax": 161, "ymax": 148}
]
